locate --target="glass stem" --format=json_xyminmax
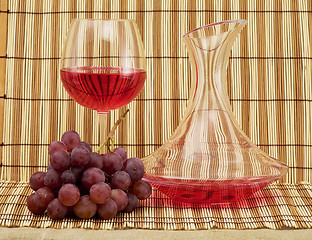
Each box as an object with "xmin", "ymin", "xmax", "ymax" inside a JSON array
[
  {"xmin": 98, "ymin": 112, "xmax": 109, "ymax": 154},
  {"xmin": 96, "ymin": 108, "xmax": 130, "ymax": 153}
]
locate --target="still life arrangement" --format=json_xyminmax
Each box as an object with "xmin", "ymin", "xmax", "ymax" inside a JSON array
[{"xmin": 26, "ymin": 19, "xmax": 288, "ymax": 220}]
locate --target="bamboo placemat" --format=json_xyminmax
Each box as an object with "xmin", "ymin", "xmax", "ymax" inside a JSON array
[
  {"xmin": 0, "ymin": 181, "xmax": 311, "ymax": 230},
  {"xmin": 0, "ymin": 0, "xmax": 312, "ymax": 230}
]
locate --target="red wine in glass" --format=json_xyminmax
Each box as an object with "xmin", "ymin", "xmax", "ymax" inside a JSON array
[{"xmin": 60, "ymin": 66, "xmax": 146, "ymax": 114}]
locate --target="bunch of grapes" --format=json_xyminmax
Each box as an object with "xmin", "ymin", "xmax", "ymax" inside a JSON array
[{"xmin": 27, "ymin": 130, "xmax": 152, "ymax": 220}]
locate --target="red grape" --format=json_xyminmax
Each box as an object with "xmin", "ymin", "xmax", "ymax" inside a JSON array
[
  {"xmin": 66, "ymin": 206, "xmax": 75, "ymax": 217},
  {"xmin": 50, "ymin": 150, "xmax": 70, "ymax": 171},
  {"xmin": 47, "ymin": 164, "xmax": 53, "ymax": 171},
  {"xmin": 81, "ymin": 167, "xmax": 105, "ymax": 189},
  {"xmin": 29, "ymin": 171, "xmax": 46, "ymax": 191},
  {"xmin": 61, "ymin": 170, "xmax": 76, "ymax": 184},
  {"xmin": 35, "ymin": 187, "xmax": 55, "ymax": 209},
  {"xmin": 59, "ymin": 183, "xmax": 80, "ymax": 206},
  {"xmin": 44, "ymin": 168, "xmax": 62, "ymax": 189},
  {"xmin": 52, "ymin": 188, "xmax": 60, "ymax": 198},
  {"xmin": 97, "ymin": 198, "xmax": 118, "ymax": 220},
  {"xmin": 27, "ymin": 193, "xmax": 46, "ymax": 215},
  {"xmin": 102, "ymin": 152, "xmax": 123, "ymax": 175},
  {"xmin": 89, "ymin": 182, "xmax": 111, "ymax": 204},
  {"xmin": 73, "ymin": 195, "xmax": 97, "ymax": 219},
  {"xmin": 113, "ymin": 147, "xmax": 127, "ymax": 164},
  {"xmin": 111, "ymin": 189, "xmax": 128, "ymax": 212},
  {"xmin": 71, "ymin": 166, "xmax": 85, "ymax": 180},
  {"xmin": 133, "ymin": 180, "xmax": 152, "ymax": 200},
  {"xmin": 70, "ymin": 145, "xmax": 91, "ymax": 167},
  {"xmin": 48, "ymin": 141, "xmax": 67, "ymax": 155},
  {"xmin": 77, "ymin": 183, "xmax": 89, "ymax": 196},
  {"xmin": 61, "ymin": 130, "xmax": 80, "ymax": 152},
  {"xmin": 124, "ymin": 157, "xmax": 144, "ymax": 183},
  {"xmin": 124, "ymin": 194, "xmax": 138, "ymax": 213},
  {"xmin": 47, "ymin": 198, "xmax": 68, "ymax": 220},
  {"xmin": 86, "ymin": 152, "xmax": 103, "ymax": 169},
  {"xmin": 110, "ymin": 171, "xmax": 131, "ymax": 191},
  {"xmin": 80, "ymin": 141, "xmax": 92, "ymax": 152}
]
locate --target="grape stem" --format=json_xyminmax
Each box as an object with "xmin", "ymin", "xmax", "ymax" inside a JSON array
[{"xmin": 96, "ymin": 108, "xmax": 130, "ymax": 153}]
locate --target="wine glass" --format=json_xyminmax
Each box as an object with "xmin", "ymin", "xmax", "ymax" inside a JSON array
[{"xmin": 60, "ymin": 19, "xmax": 146, "ymax": 152}]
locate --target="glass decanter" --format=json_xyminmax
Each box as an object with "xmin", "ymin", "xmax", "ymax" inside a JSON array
[{"xmin": 142, "ymin": 19, "xmax": 288, "ymax": 205}]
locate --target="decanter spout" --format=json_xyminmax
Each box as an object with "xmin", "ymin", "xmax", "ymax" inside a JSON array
[{"xmin": 183, "ymin": 19, "xmax": 247, "ymax": 114}]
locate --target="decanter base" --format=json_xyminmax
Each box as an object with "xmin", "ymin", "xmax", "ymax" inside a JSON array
[{"xmin": 144, "ymin": 174, "xmax": 280, "ymax": 206}]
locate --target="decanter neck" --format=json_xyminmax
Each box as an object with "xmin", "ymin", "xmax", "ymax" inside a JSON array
[{"xmin": 183, "ymin": 20, "xmax": 247, "ymax": 112}]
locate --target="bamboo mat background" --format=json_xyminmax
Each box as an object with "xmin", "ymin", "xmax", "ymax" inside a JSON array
[{"xmin": 0, "ymin": 0, "xmax": 312, "ymax": 230}]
